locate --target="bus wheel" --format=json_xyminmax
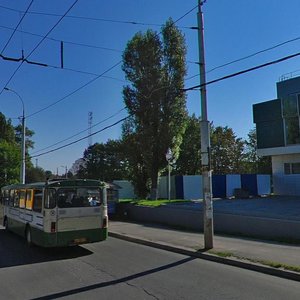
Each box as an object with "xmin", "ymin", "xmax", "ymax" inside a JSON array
[{"xmin": 25, "ymin": 226, "xmax": 33, "ymax": 247}]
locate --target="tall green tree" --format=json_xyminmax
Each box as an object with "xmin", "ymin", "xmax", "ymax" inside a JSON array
[
  {"xmin": 0, "ymin": 113, "xmax": 15, "ymax": 143},
  {"xmin": 0, "ymin": 113, "xmax": 37, "ymax": 185},
  {"xmin": 14, "ymin": 124, "xmax": 35, "ymax": 150},
  {"xmin": 244, "ymin": 128, "xmax": 272, "ymax": 174},
  {"xmin": 78, "ymin": 140, "xmax": 129, "ymax": 182},
  {"xmin": 26, "ymin": 166, "xmax": 47, "ymax": 183},
  {"xmin": 210, "ymin": 125, "xmax": 245, "ymax": 174},
  {"xmin": 0, "ymin": 140, "xmax": 20, "ymax": 186},
  {"xmin": 0, "ymin": 113, "xmax": 19, "ymax": 186},
  {"xmin": 175, "ymin": 114, "xmax": 201, "ymax": 175},
  {"xmin": 122, "ymin": 118, "xmax": 150, "ymax": 198},
  {"xmin": 14, "ymin": 124, "xmax": 35, "ymax": 170},
  {"xmin": 122, "ymin": 19, "xmax": 187, "ymax": 199}
]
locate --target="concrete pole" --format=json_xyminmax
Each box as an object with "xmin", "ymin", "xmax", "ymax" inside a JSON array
[
  {"xmin": 197, "ymin": 0, "xmax": 214, "ymax": 249},
  {"xmin": 21, "ymin": 113, "xmax": 26, "ymax": 184},
  {"xmin": 166, "ymin": 148, "xmax": 172, "ymax": 201}
]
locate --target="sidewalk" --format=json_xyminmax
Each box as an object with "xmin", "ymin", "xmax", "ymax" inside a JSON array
[{"xmin": 109, "ymin": 220, "xmax": 300, "ymax": 281}]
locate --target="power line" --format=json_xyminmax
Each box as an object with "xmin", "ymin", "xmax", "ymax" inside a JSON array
[
  {"xmin": 24, "ymin": 4, "xmax": 198, "ymax": 119},
  {"xmin": 26, "ymin": 60, "xmax": 122, "ymax": 119},
  {"xmin": 0, "ymin": 0, "xmax": 34, "ymax": 54},
  {"xmin": 22, "ymin": 4, "xmax": 199, "ymax": 159},
  {"xmin": 183, "ymin": 50, "xmax": 300, "ymax": 91},
  {"xmin": 174, "ymin": 5, "xmax": 198, "ymax": 23},
  {"xmin": 0, "ymin": 4, "xmax": 196, "ymax": 30},
  {"xmin": 0, "ymin": 3, "xmax": 196, "ymax": 121},
  {"xmin": 29, "ymin": 115, "xmax": 130, "ymax": 159},
  {"xmin": 1, "ymin": 0, "xmax": 196, "ymax": 163},
  {"xmin": 47, "ymin": 63, "xmax": 127, "ymax": 83},
  {"xmin": 0, "ymin": 0, "xmax": 79, "ymax": 95},
  {"xmin": 0, "ymin": 50, "xmax": 126, "ymax": 81},
  {"xmin": 31, "ymin": 107, "xmax": 126, "ymax": 155},
  {"xmin": 0, "ymin": 24, "xmax": 122, "ymax": 53},
  {"xmin": 25, "ymin": 1, "xmax": 79, "ymax": 62},
  {"xmin": 186, "ymin": 35, "xmax": 300, "ymax": 81},
  {"xmin": 0, "ymin": 53, "xmax": 48, "ymax": 66}
]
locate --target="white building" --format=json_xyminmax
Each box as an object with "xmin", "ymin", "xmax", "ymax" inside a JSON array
[{"xmin": 253, "ymin": 76, "xmax": 300, "ymax": 195}]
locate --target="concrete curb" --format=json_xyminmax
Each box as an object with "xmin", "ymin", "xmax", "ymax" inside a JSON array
[{"xmin": 109, "ymin": 231, "xmax": 300, "ymax": 282}]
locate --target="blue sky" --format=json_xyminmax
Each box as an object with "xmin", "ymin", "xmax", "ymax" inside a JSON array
[{"xmin": 1, "ymin": 0, "xmax": 300, "ymax": 175}]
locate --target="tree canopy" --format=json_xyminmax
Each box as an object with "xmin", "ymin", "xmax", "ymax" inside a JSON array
[
  {"xmin": 0, "ymin": 112, "xmax": 45, "ymax": 186},
  {"xmin": 77, "ymin": 140, "xmax": 128, "ymax": 182},
  {"xmin": 122, "ymin": 19, "xmax": 187, "ymax": 199},
  {"xmin": 210, "ymin": 125, "xmax": 245, "ymax": 174}
]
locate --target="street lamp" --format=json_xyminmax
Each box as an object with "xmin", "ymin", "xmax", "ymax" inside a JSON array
[
  {"xmin": 165, "ymin": 148, "xmax": 173, "ymax": 201},
  {"xmin": 4, "ymin": 87, "xmax": 26, "ymax": 184}
]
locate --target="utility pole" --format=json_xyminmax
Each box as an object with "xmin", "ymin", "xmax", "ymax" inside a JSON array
[
  {"xmin": 21, "ymin": 113, "xmax": 25, "ymax": 184},
  {"xmin": 197, "ymin": 0, "xmax": 214, "ymax": 249},
  {"xmin": 165, "ymin": 148, "xmax": 173, "ymax": 201}
]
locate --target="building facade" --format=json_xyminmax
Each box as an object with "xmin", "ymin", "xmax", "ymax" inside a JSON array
[{"xmin": 253, "ymin": 76, "xmax": 300, "ymax": 195}]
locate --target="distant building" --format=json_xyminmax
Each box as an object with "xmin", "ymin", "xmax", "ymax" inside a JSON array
[{"xmin": 253, "ymin": 75, "xmax": 300, "ymax": 195}]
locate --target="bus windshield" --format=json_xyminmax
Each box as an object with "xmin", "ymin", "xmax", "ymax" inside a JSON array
[{"xmin": 57, "ymin": 187, "xmax": 102, "ymax": 208}]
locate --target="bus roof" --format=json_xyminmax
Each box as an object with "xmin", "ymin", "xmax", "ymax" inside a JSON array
[{"xmin": 1, "ymin": 179, "xmax": 107, "ymax": 190}]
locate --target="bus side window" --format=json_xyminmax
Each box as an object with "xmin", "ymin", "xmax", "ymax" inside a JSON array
[
  {"xmin": 33, "ymin": 189, "xmax": 43, "ymax": 213},
  {"xmin": 26, "ymin": 190, "xmax": 33, "ymax": 210},
  {"xmin": 9, "ymin": 190, "xmax": 15, "ymax": 207},
  {"xmin": 45, "ymin": 189, "xmax": 56, "ymax": 209},
  {"xmin": 3, "ymin": 190, "xmax": 9, "ymax": 205},
  {"xmin": 14, "ymin": 190, "xmax": 20, "ymax": 207},
  {"xmin": 19, "ymin": 190, "xmax": 26, "ymax": 209}
]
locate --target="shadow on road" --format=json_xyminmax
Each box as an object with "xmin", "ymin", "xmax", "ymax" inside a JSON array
[
  {"xmin": 0, "ymin": 228, "xmax": 93, "ymax": 269},
  {"xmin": 31, "ymin": 256, "xmax": 196, "ymax": 300}
]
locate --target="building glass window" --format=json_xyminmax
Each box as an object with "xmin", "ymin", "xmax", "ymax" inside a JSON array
[
  {"xmin": 284, "ymin": 162, "xmax": 300, "ymax": 175},
  {"xmin": 282, "ymin": 95, "xmax": 298, "ymax": 117},
  {"xmin": 284, "ymin": 163, "xmax": 291, "ymax": 174},
  {"xmin": 292, "ymin": 163, "xmax": 300, "ymax": 174},
  {"xmin": 282, "ymin": 95, "xmax": 300, "ymax": 145},
  {"xmin": 285, "ymin": 117, "xmax": 300, "ymax": 145}
]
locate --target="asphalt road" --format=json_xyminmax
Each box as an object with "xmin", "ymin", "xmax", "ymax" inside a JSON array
[{"xmin": 0, "ymin": 228, "xmax": 300, "ymax": 300}]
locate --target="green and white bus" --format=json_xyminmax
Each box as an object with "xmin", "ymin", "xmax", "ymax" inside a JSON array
[{"xmin": 1, "ymin": 179, "xmax": 108, "ymax": 247}]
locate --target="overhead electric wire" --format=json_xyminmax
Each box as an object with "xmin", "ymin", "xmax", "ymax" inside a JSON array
[
  {"xmin": 0, "ymin": 4, "xmax": 196, "ymax": 30},
  {"xmin": 29, "ymin": 115, "xmax": 130, "ymax": 159},
  {"xmin": 26, "ymin": 60, "xmax": 122, "ymax": 119},
  {"xmin": 183, "ymin": 50, "xmax": 300, "ymax": 92},
  {"xmin": 8, "ymin": 3, "xmax": 300, "ymax": 160},
  {"xmin": 173, "ymin": 4, "xmax": 198, "ymax": 23},
  {"xmin": 31, "ymin": 107, "xmax": 126, "ymax": 155},
  {"xmin": 24, "ymin": 4, "xmax": 198, "ymax": 119},
  {"xmin": 4, "ymin": 4, "xmax": 198, "ymax": 159},
  {"xmin": 186, "ymin": 35, "xmax": 300, "ymax": 81},
  {"xmin": 47, "ymin": 63, "xmax": 127, "ymax": 83},
  {"xmin": 0, "ymin": 24, "xmax": 122, "ymax": 52},
  {"xmin": 0, "ymin": 0, "xmax": 79, "ymax": 95},
  {"xmin": 0, "ymin": 0, "xmax": 34, "ymax": 54}
]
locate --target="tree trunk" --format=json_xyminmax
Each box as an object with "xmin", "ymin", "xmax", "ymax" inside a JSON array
[
  {"xmin": 150, "ymin": 171, "xmax": 158, "ymax": 200},
  {"xmin": 150, "ymin": 187, "xmax": 158, "ymax": 200}
]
